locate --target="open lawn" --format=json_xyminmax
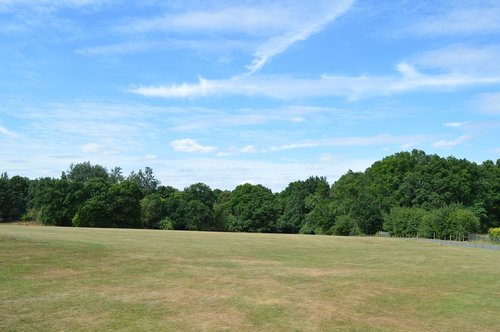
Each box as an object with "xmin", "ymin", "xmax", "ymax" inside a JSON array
[{"xmin": 1, "ymin": 224, "xmax": 499, "ymax": 331}]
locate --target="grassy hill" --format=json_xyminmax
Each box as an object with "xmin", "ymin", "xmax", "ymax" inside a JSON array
[{"xmin": 1, "ymin": 224, "xmax": 499, "ymax": 331}]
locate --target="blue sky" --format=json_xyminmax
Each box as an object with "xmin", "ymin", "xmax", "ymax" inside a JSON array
[{"xmin": 1, "ymin": 0, "xmax": 500, "ymax": 191}]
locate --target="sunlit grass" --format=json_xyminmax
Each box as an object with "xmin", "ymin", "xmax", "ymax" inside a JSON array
[{"xmin": 1, "ymin": 224, "xmax": 499, "ymax": 331}]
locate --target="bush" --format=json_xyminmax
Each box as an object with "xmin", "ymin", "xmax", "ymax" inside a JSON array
[
  {"xmin": 331, "ymin": 215, "xmax": 361, "ymax": 236},
  {"xmin": 419, "ymin": 205, "xmax": 480, "ymax": 240},
  {"xmin": 488, "ymin": 227, "xmax": 500, "ymax": 238},
  {"xmin": 383, "ymin": 207, "xmax": 426, "ymax": 237},
  {"xmin": 446, "ymin": 208, "xmax": 480, "ymax": 239},
  {"xmin": 158, "ymin": 217, "xmax": 173, "ymax": 230}
]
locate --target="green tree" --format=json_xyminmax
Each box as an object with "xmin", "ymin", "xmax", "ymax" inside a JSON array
[
  {"xmin": 331, "ymin": 215, "xmax": 361, "ymax": 236},
  {"xmin": 7, "ymin": 176, "xmax": 30, "ymax": 220},
  {"xmin": 383, "ymin": 207, "xmax": 426, "ymax": 237},
  {"xmin": 140, "ymin": 193, "xmax": 165, "ymax": 229},
  {"xmin": 65, "ymin": 162, "xmax": 109, "ymax": 183},
  {"xmin": 277, "ymin": 176, "xmax": 330, "ymax": 233},
  {"xmin": 0, "ymin": 175, "xmax": 10, "ymax": 221},
  {"xmin": 224, "ymin": 183, "xmax": 279, "ymax": 232},
  {"xmin": 26, "ymin": 178, "xmax": 77, "ymax": 226},
  {"xmin": 73, "ymin": 180, "xmax": 143, "ymax": 228},
  {"xmin": 128, "ymin": 167, "xmax": 159, "ymax": 194}
]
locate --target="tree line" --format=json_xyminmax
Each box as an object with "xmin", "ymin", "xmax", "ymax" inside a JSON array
[{"xmin": 1, "ymin": 150, "xmax": 499, "ymax": 238}]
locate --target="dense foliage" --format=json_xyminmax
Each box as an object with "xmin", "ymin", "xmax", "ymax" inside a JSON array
[{"xmin": 1, "ymin": 150, "xmax": 499, "ymax": 238}]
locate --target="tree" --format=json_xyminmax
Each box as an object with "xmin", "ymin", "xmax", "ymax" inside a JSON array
[
  {"xmin": 73, "ymin": 180, "xmax": 143, "ymax": 228},
  {"xmin": 128, "ymin": 167, "xmax": 159, "ymax": 194},
  {"xmin": 65, "ymin": 162, "xmax": 109, "ymax": 183},
  {"xmin": 224, "ymin": 183, "xmax": 279, "ymax": 232},
  {"xmin": 300, "ymin": 188, "xmax": 333, "ymax": 234},
  {"xmin": 7, "ymin": 176, "xmax": 30, "ymax": 220},
  {"xmin": 109, "ymin": 167, "xmax": 124, "ymax": 183},
  {"xmin": 331, "ymin": 215, "xmax": 361, "ymax": 236},
  {"xmin": 277, "ymin": 176, "xmax": 330, "ymax": 233},
  {"xmin": 419, "ymin": 205, "xmax": 480, "ymax": 240},
  {"xmin": 178, "ymin": 200, "xmax": 215, "ymax": 231},
  {"xmin": 183, "ymin": 183, "xmax": 216, "ymax": 208},
  {"xmin": 26, "ymin": 178, "xmax": 77, "ymax": 226},
  {"xmin": 383, "ymin": 207, "xmax": 426, "ymax": 237},
  {"xmin": 140, "ymin": 193, "xmax": 165, "ymax": 229},
  {"xmin": 0, "ymin": 175, "xmax": 10, "ymax": 221}
]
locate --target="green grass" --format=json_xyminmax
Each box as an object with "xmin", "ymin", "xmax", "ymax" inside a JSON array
[{"xmin": 1, "ymin": 224, "xmax": 499, "ymax": 331}]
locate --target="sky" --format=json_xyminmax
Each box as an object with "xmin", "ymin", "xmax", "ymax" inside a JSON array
[{"xmin": 1, "ymin": 0, "xmax": 500, "ymax": 191}]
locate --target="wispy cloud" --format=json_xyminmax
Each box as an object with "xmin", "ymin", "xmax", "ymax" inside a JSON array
[
  {"xmin": 245, "ymin": 0, "xmax": 354, "ymax": 73},
  {"xmin": 80, "ymin": 143, "xmax": 103, "ymax": 153},
  {"xmin": 0, "ymin": 0, "xmax": 109, "ymax": 12},
  {"xmin": 130, "ymin": 65, "xmax": 500, "ymax": 100},
  {"xmin": 0, "ymin": 124, "xmax": 17, "ymax": 137},
  {"xmin": 410, "ymin": 44, "xmax": 500, "ymax": 76},
  {"xmin": 269, "ymin": 134, "xmax": 427, "ymax": 152},
  {"xmin": 432, "ymin": 135, "xmax": 472, "ymax": 148},
  {"xmin": 171, "ymin": 138, "xmax": 217, "ymax": 153},
  {"xmin": 216, "ymin": 145, "xmax": 258, "ymax": 157},
  {"xmin": 407, "ymin": 1, "xmax": 500, "ymax": 37},
  {"xmin": 472, "ymin": 92, "xmax": 500, "ymax": 115},
  {"xmin": 109, "ymin": 1, "xmax": 354, "ymax": 72},
  {"xmin": 445, "ymin": 122, "xmax": 469, "ymax": 128}
]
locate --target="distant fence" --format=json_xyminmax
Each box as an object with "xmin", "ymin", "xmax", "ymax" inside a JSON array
[
  {"xmin": 421, "ymin": 238, "xmax": 500, "ymax": 251},
  {"xmin": 469, "ymin": 233, "xmax": 500, "ymax": 244}
]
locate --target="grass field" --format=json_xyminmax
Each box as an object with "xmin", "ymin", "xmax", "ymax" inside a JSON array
[{"xmin": 1, "ymin": 224, "xmax": 499, "ymax": 331}]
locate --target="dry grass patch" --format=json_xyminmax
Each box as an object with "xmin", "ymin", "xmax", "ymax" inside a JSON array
[{"xmin": 1, "ymin": 224, "xmax": 499, "ymax": 331}]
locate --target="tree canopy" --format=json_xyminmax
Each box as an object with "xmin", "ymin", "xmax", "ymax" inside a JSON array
[{"xmin": 1, "ymin": 151, "xmax": 499, "ymax": 239}]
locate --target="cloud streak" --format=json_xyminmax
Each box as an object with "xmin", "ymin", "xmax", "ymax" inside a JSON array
[
  {"xmin": 171, "ymin": 138, "xmax": 217, "ymax": 153},
  {"xmin": 110, "ymin": 1, "xmax": 354, "ymax": 73},
  {"xmin": 245, "ymin": 0, "xmax": 354, "ymax": 73},
  {"xmin": 130, "ymin": 65, "xmax": 500, "ymax": 100},
  {"xmin": 269, "ymin": 134, "xmax": 427, "ymax": 152},
  {"xmin": 432, "ymin": 135, "xmax": 472, "ymax": 148},
  {"xmin": 407, "ymin": 2, "xmax": 500, "ymax": 37},
  {"xmin": 473, "ymin": 92, "xmax": 500, "ymax": 115}
]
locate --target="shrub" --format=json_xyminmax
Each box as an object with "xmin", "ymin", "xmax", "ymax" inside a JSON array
[
  {"xmin": 446, "ymin": 208, "xmax": 480, "ymax": 239},
  {"xmin": 383, "ymin": 207, "xmax": 426, "ymax": 237},
  {"xmin": 488, "ymin": 227, "xmax": 500, "ymax": 238},
  {"xmin": 158, "ymin": 217, "xmax": 174, "ymax": 230},
  {"xmin": 331, "ymin": 215, "xmax": 361, "ymax": 236}
]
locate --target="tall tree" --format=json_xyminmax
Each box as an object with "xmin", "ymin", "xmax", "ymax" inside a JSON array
[
  {"xmin": 224, "ymin": 183, "xmax": 279, "ymax": 233},
  {"xmin": 65, "ymin": 162, "xmax": 109, "ymax": 183},
  {"xmin": 128, "ymin": 167, "xmax": 159, "ymax": 194}
]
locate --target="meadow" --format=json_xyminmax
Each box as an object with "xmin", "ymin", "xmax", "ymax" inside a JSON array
[{"xmin": 1, "ymin": 224, "xmax": 499, "ymax": 331}]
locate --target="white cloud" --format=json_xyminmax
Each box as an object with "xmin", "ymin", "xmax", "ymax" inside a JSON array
[
  {"xmin": 119, "ymin": 5, "xmax": 294, "ymax": 35},
  {"xmin": 270, "ymin": 134, "xmax": 426, "ymax": 152},
  {"xmin": 239, "ymin": 145, "xmax": 257, "ymax": 153},
  {"xmin": 77, "ymin": 39, "xmax": 250, "ymax": 56},
  {"xmin": 319, "ymin": 153, "xmax": 334, "ymax": 162},
  {"xmin": 408, "ymin": 2, "xmax": 500, "ymax": 37},
  {"xmin": 81, "ymin": 143, "xmax": 103, "ymax": 153},
  {"xmin": 0, "ymin": 125, "xmax": 17, "ymax": 137},
  {"xmin": 130, "ymin": 66, "xmax": 500, "ymax": 100},
  {"xmin": 245, "ymin": 0, "xmax": 354, "ymax": 73},
  {"xmin": 291, "ymin": 117, "xmax": 305, "ymax": 123},
  {"xmin": 216, "ymin": 145, "xmax": 258, "ymax": 157},
  {"xmin": 113, "ymin": 1, "xmax": 354, "ymax": 73},
  {"xmin": 410, "ymin": 45, "xmax": 500, "ymax": 76},
  {"xmin": 76, "ymin": 40, "xmax": 162, "ymax": 56},
  {"xmin": 171, "ymin": 138, "xmax": 217, "ymax": 153},
  {"xmin": 432, "ymin": 135, "xmax": 472, "ymax": 148},
  {"xmin": 445, "ymin": 122, "xmax": 469, "ymax": 128},
  {"xmin": 473, "ymin": 92, "xmax": 500, "ymax": 115}
]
